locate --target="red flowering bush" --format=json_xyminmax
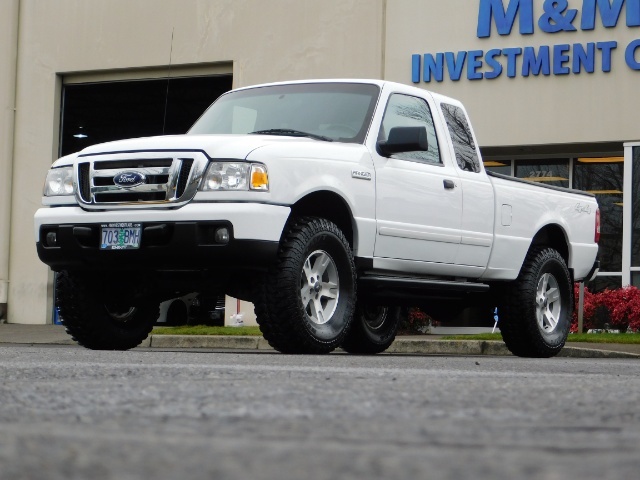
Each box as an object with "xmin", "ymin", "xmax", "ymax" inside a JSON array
[
  {"xmin": 399, "ymin": 307, "xmax": 437, "ymax": 333},
  {"xmin": 571, "ymin": 284, "xmax": 640, "ymax": 332},
  {"xmin": 601, "ymin": 287, "xmax": 640, "ymax": 331}
]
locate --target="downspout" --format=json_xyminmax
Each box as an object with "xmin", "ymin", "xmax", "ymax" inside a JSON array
[
  {"xmin": 381, "ymin": 0, "xmax": 387, "ymax": 79},
  {"xmin": 0, "ymin": 0, "xmax": 20, "ymax": 320}
]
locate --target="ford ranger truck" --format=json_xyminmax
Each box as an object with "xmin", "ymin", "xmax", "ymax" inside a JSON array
[{"xmin": 35, "ymin": 79, "xmax": 600, "ymax": 357}]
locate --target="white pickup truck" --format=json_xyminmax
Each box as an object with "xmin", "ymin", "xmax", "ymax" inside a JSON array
[{"xmin": 35, "ymin": 79, "xmax": 600, "ymax": 357}]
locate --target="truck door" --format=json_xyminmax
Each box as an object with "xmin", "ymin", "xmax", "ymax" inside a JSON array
[
  {"xmin": 372, "ymin": 92, "xmax": 462, "ymax": 270},
  {"xmin": 439, "ymin": 102, "xmax": 494, "ymax": 273}
]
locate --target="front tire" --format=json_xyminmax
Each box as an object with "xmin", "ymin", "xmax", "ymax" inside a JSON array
[
  {"xmin": 255, "ymin": 216, "xmax": 356, "ymax": 354},
  {"xmin": 498, "ymin": 247, "xmax": 572, "ymax": 358},
  {"xmin": 56, "ymin": 271, "xmax": 159, "ymax": 350},
  {"xmin": 341, "ymin": 304, "xmax": 401, "ymax": 354}
]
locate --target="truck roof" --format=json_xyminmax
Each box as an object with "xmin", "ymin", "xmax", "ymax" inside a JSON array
[{"xmin": 228, "ymin": 78, "xmax": 462, "ymax": 107}]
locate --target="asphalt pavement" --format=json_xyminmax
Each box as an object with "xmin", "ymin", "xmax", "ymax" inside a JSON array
[
  {"xmin": 1, "ymin": 323, "xmax": 639, "ymax": 358},
  {"xmin": 2, "ymin": 346, "xmax": 640, "ymax": 480}
]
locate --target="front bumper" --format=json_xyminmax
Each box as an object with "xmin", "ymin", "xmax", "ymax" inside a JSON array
[{"xmin": 35, "ymin": 203, "xmax": 290, "ymax": 271}]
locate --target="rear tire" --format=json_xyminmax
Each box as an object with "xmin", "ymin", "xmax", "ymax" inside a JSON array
[
  {"xmin": 255, "ymin": 216, "xmax": 356, "ymax": 354},
  {"xmin": 341, "ymin": 304, "xmax": 401, "ymax": 354},
  {"xmin": 498, "ymin": 247, "xmax": 572, "ymax": 358},
  {"xmin": 56, "ymin": 271, "xmax": 159, "ymax": 350}
]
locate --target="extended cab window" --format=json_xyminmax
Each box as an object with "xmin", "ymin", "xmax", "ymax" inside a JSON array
[
  {"xmin": 379, "ymin": 94, "xmax": 441, "ymax": 165},
  {"xmin": 441, "ymin": 103, "xmax": 481, "ymax": 173}
]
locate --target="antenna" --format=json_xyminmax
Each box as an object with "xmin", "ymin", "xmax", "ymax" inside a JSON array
[{"xmin": 162, "ymin": 28, "xmax": 175, "ymax": 135}]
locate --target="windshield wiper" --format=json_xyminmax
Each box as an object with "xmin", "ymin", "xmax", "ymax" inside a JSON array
[{"xmin": 249, "ymin": 129, "xmax": 333, "ymax": 142}]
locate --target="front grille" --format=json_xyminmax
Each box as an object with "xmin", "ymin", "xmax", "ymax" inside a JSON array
[
  {"xmin": 93, "ymin": 175, "xmax": 170, "ymax": 186},
  {"xmin": 94, "ymin": 192, "xmax": 167, "ymax": 203},
  {"xmin": 93, "ymin": 159, "xmax": 174, "ymax": 170},
  {"xmin": 78, "ymin": 163, "xmax": 91, "ymax": 202},
  {"xmin": 75, "ymin": 152, "xmax": 208, "ymax": 209},
  {"xmin": 176, "ymin": 159, "xmax": 194, "ymax": 198}
]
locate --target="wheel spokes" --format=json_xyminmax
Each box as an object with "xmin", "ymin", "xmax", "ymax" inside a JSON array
[
  {"xmin": 321, "ymin": 281, "xmax": 338, "ymax": 299},
  {"xmin": 313, "ymin": 298, "xmax": 326, "ymax": 324},
  {"xmin": 303, "ymin": 258, "xmax": 313, "ymax": 282},
  {"xmin": 314, "ymin": 252, "xmax": 332, "ymax": 276},
  {"xmin": 536, "ymin": 273, "xmax": 562, "ymax": 333},
  {"xmin": 547, "ymin": 287, "xmax": 560, "ymax": 303},
  {"xmin": 545, "ymin": 308, "xmax": 559, "ymax": 330},
  {"xmin": 300, "ymin": 250, "xmax": 340, "ymax": 325}
]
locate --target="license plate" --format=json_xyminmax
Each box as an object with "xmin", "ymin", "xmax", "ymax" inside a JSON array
[{"xmin": 100, "ymin": 223, "xmax": 141, "ymax": 250}]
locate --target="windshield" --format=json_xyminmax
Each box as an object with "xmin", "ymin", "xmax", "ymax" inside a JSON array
[{"xmin": 188, "ymin": 82, "xmax": 380, "ymax": 144}]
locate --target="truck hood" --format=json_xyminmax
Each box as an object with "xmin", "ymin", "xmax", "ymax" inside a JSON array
[{"xmin": 53, "ymin": 134, "xmax": 365, "ymax": 166}]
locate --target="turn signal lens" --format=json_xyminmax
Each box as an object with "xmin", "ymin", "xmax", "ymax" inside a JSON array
[{"xmin": 250, "ymin": 165, "xmax": 269, "ymax": 191}]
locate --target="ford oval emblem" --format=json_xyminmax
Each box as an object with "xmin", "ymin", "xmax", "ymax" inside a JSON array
[{"xmin": 113, "ymin": 171, "xmax": 146, "ymax": 188}]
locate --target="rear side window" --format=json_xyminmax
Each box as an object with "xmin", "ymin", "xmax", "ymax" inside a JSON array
[
  {"xmin": 379, "ymin": 94, "xmax": 441, "ymax": 165},
  {"xmin": 441, "ymin": 103, "xmax": 481, "ymax": 173}
]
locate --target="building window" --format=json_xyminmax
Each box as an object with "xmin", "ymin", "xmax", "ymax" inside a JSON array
[
  {"xmin": 515, "ymin": 159, "xmax": 569, "ymax": 188},
  {"xmin": 60, "ymin": 75, "xmax": 232, "ymax": 157},
  {"xmin": 633, "ymin": 148, "xmax": 640, "ymax": 267},
  {"xmin": 573, "ymin": 157, "xmax": 624, "ymax": 273},
  {"xmin": 590, "ymin": 275, "xmax": 623, "ymax": 292},
  {"xmin": 483, "ymin": 159, "xmax": 511, "ymax": 175}
]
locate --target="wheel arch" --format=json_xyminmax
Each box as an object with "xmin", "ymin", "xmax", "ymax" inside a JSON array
[
  {"xmin": 530, "ymin": 223, "xmax": 570, "ymax": 266},
  {"xmin": 289, "ymin": 190, "xmax": 356, "ymax": 248}
]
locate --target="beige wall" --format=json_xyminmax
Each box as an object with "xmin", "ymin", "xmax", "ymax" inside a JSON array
[
  {"xmin": 384, "ymin": 0, "xmax": 640, "ymax": 147},
  {"xmin": 6, "ymin": 0, "xmax": 384, "ymax": 324},
  {"xmin": 6, "ymin": 0, "xmax": 640, "ymax": 324},
  {"xmin": 0, "ymin": 0, "xmax": 19, "ymax": 315},
  {"xmin": 225, "ymin": 297, "xmax": 258, "ymax": 327}
]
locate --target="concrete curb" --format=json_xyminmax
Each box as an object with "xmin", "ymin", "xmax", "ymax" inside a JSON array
[
  {"xmin": 146, "ymin": 335, "xmax": 273, "ymax": 350},
  {"xmin": 2, "ymin": 325, "xmax": 638, "ymax": 358},
  {"xmin": 146, "ymin": 335, "xmax": 640, "ymax": 359},
  {"xmin": 556, "ymin": 346, "xmax": 640, "ymax": 359}
]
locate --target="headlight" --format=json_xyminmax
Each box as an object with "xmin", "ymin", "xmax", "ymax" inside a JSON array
[
  {"xmin": 200, "ymin": 162, "xmax": 269, "ymax": 191},
  {"xmin": 43, "ymin": 167, "xmax": 74, "ymax": 196}
]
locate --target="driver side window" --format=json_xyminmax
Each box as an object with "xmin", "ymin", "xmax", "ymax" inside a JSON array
[{"xmin": 380, "ymin": 94, "xmax": 441, "ymax": 165}]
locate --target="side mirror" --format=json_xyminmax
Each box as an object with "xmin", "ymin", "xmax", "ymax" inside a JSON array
[{"xmin": 377, "ymin": 126, "xmax": 429, "ymax": 157}]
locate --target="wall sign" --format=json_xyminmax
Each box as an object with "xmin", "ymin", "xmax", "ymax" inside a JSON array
[{"xmin": 412, "ymin": 0, "xmax": 640, "ymax": 82}]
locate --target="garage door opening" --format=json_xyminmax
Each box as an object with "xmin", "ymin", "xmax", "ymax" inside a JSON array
[{"xmin": 60, "ymin": 74, "xmax": 232, "ymax": 157}]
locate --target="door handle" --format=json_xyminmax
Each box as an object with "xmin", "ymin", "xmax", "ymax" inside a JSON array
[{"xmin": 443, "ymin": 179, "xmax": 456, "ymax": 189}]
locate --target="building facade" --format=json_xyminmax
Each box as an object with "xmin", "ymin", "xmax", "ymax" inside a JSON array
[{"xmin": 0, "ymin": 0, "xmax": 638, "ymax": 324}]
